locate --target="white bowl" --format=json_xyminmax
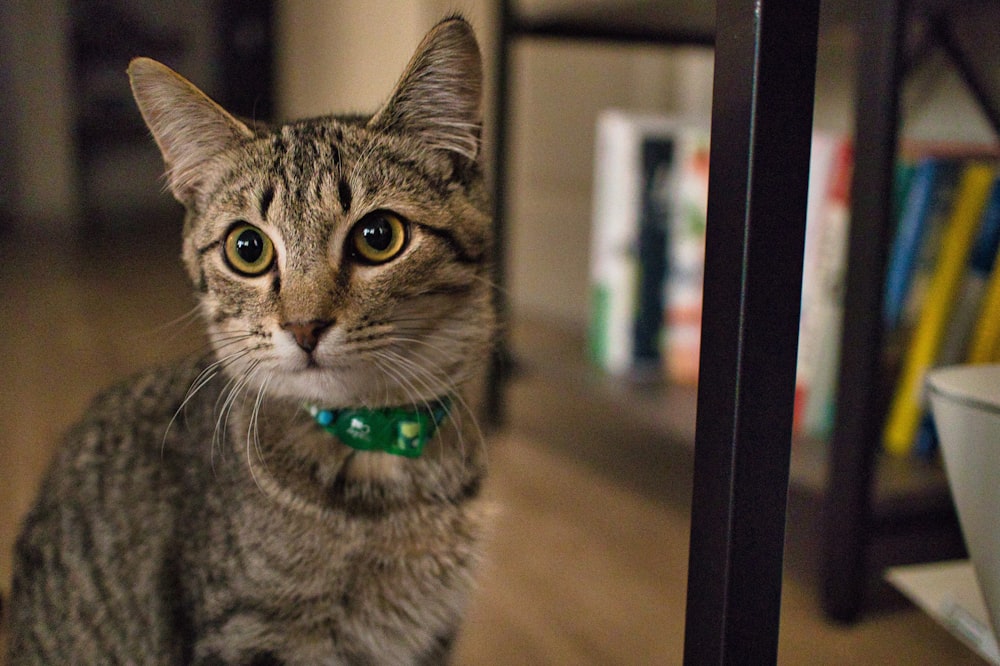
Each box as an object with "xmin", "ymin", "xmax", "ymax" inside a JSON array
[{"xmin": 928, "ymin": 364, "xmax": 1000, "ymax": 643}]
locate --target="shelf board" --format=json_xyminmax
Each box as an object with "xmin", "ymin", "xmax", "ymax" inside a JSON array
[
  {"xmin": 886, "ymin": 560, "xmax": 999, "ymax": 664},
  {"xmin": 507, "ymin": 1, "xmax": 714, "ymax": 46},
  {"xmin": 504, "ymin": 0, "xmax": 869, "ymax": 47},
  {"xmin": 508, "ymin": 315, "xmax": 954, "ymax": 506}
]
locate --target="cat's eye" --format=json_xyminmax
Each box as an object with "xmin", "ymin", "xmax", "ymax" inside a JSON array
[
  {"xmin": 224, "ymin": 223, "xmax": 275, "ymax": 276},
  {"xmin": 350, "ymin": 211, "xmax": 409, "ymax": 264}
]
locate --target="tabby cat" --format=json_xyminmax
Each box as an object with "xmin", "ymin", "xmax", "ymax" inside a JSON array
[{"xmin": 7, "ymin": 16, "xmax": 495, "ymax": 665}]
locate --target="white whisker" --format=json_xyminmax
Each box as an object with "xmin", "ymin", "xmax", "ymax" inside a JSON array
[
  {"xmin": 372, "ymin": 345, "xmax": 487, "ymax": 465},
  {"xmin": 246, "ymin": 371, "xmax": 272, "ymax": 494},
  {"xmin": 163, "ymin": 347, "xmax": 254, "ymax": 457},
  {"xmin": 213, "ymin": 359, "xmax": 261, "ymax": 460},
  {"xmin": 371, "ymin": 351, "xmax": 454, "ymax": 471},
  {"xmin": 148, "ymin": 304, "xmax": 204, "ymax": 344}
]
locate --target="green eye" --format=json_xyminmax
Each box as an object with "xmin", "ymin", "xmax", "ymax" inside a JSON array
[
  {"xmin": 350, "ymin": 212, "xmax": 409, "ymax": 264},
  {"xmin": 224, "ymin": 223, "xmax": 275, "ymax": 276}
]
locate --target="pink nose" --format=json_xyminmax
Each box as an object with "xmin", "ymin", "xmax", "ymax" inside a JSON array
[{"xmin": 282, "ymin": 320, "xmax": 332, "ymax": 353}]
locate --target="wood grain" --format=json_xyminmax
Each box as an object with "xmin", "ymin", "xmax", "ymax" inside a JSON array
[{"xmin": 0, "ymin": 233, "xmax": 985, "ymax": 664}]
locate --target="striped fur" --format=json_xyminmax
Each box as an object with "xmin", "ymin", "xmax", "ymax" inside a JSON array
[{"xmin": 7, "ymin": 17, "xmax": 495, "ymax": 665}]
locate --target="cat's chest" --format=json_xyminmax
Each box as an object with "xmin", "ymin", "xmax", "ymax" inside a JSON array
[{"xmin": 190, "ymin": 483, "xmax": 480, "ymax": 663}]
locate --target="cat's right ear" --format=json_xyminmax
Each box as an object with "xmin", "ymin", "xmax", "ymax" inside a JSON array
[
  {"xmin": 128, "ymin": 58, "xmax": 253, "ymax": 206},
  {"xmin": 368, "ymin": 18, "xmax": 482, "ymax": 162}
]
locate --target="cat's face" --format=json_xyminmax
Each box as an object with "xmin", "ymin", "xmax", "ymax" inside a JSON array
[{"xmin": 129, "ymin": 19, "xmax": 494, "ymax": 408}]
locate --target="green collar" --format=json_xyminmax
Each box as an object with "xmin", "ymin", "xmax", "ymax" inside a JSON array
[{"xmin": 306, "ymin": 398, "xmax": 451, "ymax": 458}]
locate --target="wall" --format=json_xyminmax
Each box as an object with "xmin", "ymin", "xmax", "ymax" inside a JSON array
[
  {"xmin": 0, "ymin": 2, "xmax": 993, "ymax": 280},
  {"xmin": 275, "ymin": 0, "xmax": 496, "ymax": 119},
  {"xmin": 0, "ymin": 0, "xmax": 80, "ymax": 233},
  {"xmin": 276, "ymin": 1, "xmax": 428, "ymax": 119},
  {"xmin": 274, "ymin": 3, "xmax": 997, "ymax": 327},
  {"xmin": 275, "ymin": 1, "xmax": 708, "ymax": 325},
  {"xmin": 505, "ymin": 44, "xmax": 712, "ymax": 323}
]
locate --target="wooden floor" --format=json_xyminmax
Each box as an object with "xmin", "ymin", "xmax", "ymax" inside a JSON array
[{"xmin": 0, "ymin": 229, "xmax": 986, "ymax": 663}]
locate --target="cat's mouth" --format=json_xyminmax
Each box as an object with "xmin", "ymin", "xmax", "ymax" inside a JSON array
[
  {"xmin": 265, "ymin": 354, "xmax": 448, "ymax": 411},
  {"xmin": 277, "ymin": 340, "xmax": 344, "ymax": 373}
]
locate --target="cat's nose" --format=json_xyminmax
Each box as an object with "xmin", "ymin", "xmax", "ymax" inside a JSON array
[{"xmin": 282, "ymin": 319, "xmax": 332, "ymax": 353}]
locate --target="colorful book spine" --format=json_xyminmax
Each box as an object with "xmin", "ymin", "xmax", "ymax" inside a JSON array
[
  {"xmin": 966, "ymin": 256, "xmax": 1000, "ymax": 363},
  {"xmin": 893, "ymin": 161, "xmax": 917, "ymax": 226},
  {"xmin": 634, "ymin": 137, "xmax": 677, "ymax": 372},
  {"xmin": 662, "ymin": 130, "xmax": 710, "ymax": 385},
  {"xmin": 900, "ymin": 163, "xmax": 966, "ymax": 331},
  {"xmin": 938, "ymin": 176, "xmax": 1000, "ymax": 365},
  {"xmin": 588, "ymin": 111, "xmax": 685, "ymax": 376},
  {"xmin": 589, "ymin": 111, "xmax": 640, "ymax": 374},
  {"xmin": 914, "ymin": 175, "xmax": 1000, "ymax": 459},
  {"xmin": 799, "ymin": 139, "xmax": 854, "ymax": 439},
  {"xmin": 883, "ymin": 162, "xmax": 998, "ymax": 457},
  {"xmin": 794, "ymin": 133, "xmax": 844, "ymax": 434},
  {"xmin": 883, "ymin": 158, "xmax": 959, "ymax": 331}
]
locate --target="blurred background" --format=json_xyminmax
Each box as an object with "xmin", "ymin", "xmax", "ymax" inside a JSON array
[
  {"xmin": 0, "ymin": 0, "xmax": 996, "ymax": 663},
  {"xmin": 1, "ymin": 0, "xmax": 993, "ymax": 318}
]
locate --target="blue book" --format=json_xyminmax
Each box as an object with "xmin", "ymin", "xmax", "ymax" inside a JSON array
[
  {"xmin": 883, "ymin": 158, "xmax": 959, "ymax": 331},
  {"xmin": 915, "ymin": 175, "xmax": 1000, "ymax": 460},
  {"xmin": 968, "ymin": 176, "xmax": 1000, "ymax": 277},
  {"xmin": 936, "ymin": 173, "xmax": 1000, "ymax": 365},
  {"xmin": 913, "ymin": 412, "xmax": 939, "ymax": 461},
  {"xmin": 633, "ymin": 137, "xmax": 676, "ymax": 370}
]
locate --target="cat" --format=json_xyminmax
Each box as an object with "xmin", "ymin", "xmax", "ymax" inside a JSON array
[{"xmin": 6, "ymin": 16, "xmax": 495, "ymax": 665}]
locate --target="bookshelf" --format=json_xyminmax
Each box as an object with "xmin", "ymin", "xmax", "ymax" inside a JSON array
[
  {"xmin": 488, "ymin": 0, "xmax": 1000, "ymax": 643},
  {"xmin": 490, "ymin": 0, "xmax": 823, "ymax": 660},
  {"xmin": 67, "ymin": 0, "xmax": 273, "ymax": 229},
  {"xmin": 507, "ymin": 316, "xmax": 958, "ymax": 552},
  {"xmin": 822, "ymin": 0, "xmax": 1000, "ymax": 622}
]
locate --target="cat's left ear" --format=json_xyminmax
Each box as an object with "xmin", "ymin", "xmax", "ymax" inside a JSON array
[
  {"xmin": 369, "ymin": 17, "xmax": 482, "ymax": 162},
  {"xmin": 128, "ymin": 57, "xmax": 254, "ymax": 206}
]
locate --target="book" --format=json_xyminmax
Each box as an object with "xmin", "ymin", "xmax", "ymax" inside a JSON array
[
  {"xmin": 938, "ymin": 176, "xmax": 1000, "ymax": 365},
  {"xmin": 884, "ymin": 158, "xmax": 961, "ymax": 332},
  {"xmin": 798, "ymin": 138, "xmax": 854, "ymax": 439},
  {"xmin": 794, "ymin": 133, "xmax": 845, "ymax": 434},
  {"xmin": 900, "ymin": 165, "xmax": 967, "ymax": 334},
  {"xmin": 662, "ymin": 130, "xmax": 710, "ymax": 385},
  {"xmin": 588, "ymin": 111, "xmax": 698, "ymax": 377},
  {"xmin": 633, "ymin": 137, "xmax": 676, "ymax": 370},
  {"xmin": 966, "ymin": 251, "xmax": 1000, "ymax": 363},
  {"xmin": 893, "ymin": 160, "xmax": 918, "ymax": 227},
  {"xmin": 883, "ymin": 162, "xmax": 998, "ymax": 457},
  {"xmin": 914, "ymin": 174, "xmax": 1000, "ymax": 460}
]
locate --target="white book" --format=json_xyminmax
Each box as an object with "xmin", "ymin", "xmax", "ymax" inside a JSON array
[
  {"xmin": 800, "ymin": 138, "xmax": 854, "ymax": 438},
  {"xmin": 588, "ymin": 110, "xmax": 691, "ymax": 376},
  {"xmin": 794, "ymin": 132, "xmax": 841, "ymax": 432},
  {"xmin": 661, "ymin": 129, "xmax": 711, "ymax": 385}
]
